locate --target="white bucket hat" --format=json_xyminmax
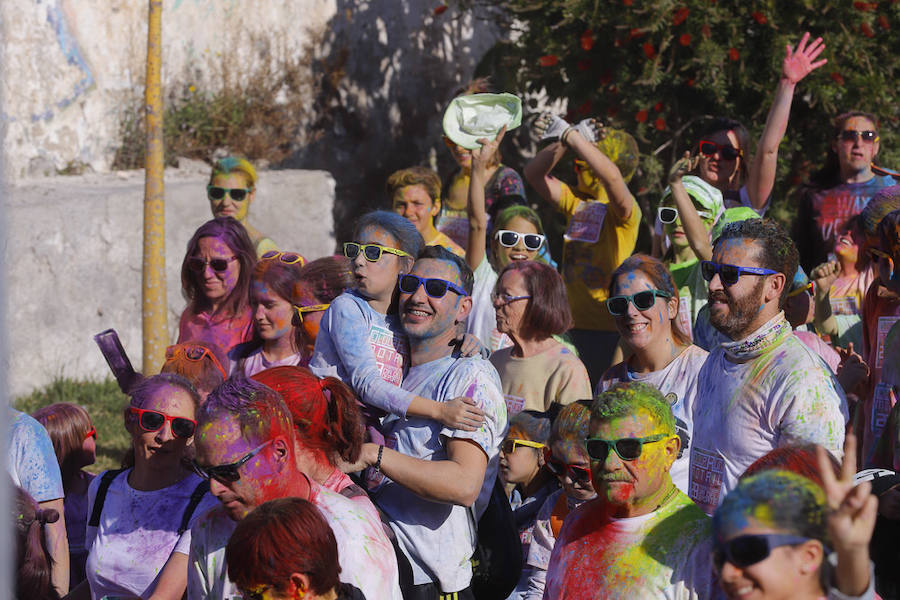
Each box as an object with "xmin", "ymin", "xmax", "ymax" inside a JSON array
[{"xmin": 442, "ymin": 93, "xmax": 523, "ymax": 150}]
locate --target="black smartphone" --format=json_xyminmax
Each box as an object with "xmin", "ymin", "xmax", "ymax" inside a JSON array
[{"xmin": 93, "ymin": 329, "xmax": 141, "ymax": 394}]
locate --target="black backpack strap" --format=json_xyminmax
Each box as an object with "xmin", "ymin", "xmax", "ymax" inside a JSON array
[
  {"xmin": 88, "ymin": 469, "xmax": 126, "ymax": 527},
  {"xmin": 178, "ymin": 480, "xmax": 211, "ymax": 535}
]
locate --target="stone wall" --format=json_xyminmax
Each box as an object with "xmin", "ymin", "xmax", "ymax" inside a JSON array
[{"xmin": 4, "ymin": 168, "xmax": 335, "ymax": 398}]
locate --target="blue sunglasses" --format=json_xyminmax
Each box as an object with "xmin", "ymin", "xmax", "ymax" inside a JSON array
[{"xmin": 397, "ymin": 274, "xmax": 468, "ymax": 298}]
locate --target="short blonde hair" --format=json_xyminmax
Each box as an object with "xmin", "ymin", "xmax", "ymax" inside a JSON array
[{"xmin": 386, "ymin": 166, "xmax": 441, "ymax": 204}]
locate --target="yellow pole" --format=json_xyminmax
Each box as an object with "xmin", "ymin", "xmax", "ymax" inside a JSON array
[{"xmin": 142, "ymin": 0, "xmax": 167, "ymax": 374}]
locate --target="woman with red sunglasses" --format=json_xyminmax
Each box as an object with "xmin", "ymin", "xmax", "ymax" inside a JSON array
[
  {"xmin": 178, "ymin": 217, "xmax": 258, "ymax": 356},
  {"xmin": 522, "ymin": 400, "xmax": 597, "ymax": 600},
  {"xmin": 70, "ymin": 374, "xmax": 218, "ymax": 600},
  {"xmin": 32, "ymin": 403, "xmax": 97, "ymax": 587}
]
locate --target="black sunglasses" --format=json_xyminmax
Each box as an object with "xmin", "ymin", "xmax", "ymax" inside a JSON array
[
  {"xmin": 542, "ymin": 448, "xmax": 592, "ymax": 485},
  {"xmin": 698, "ymin": 140, "xmax": 742, "ymax": 161},
  {"xmin": 494, "ymin": 230, "xmax": 546, "ymax": 251},
  {"xmin": 187, "ymin": 256, "xmax": 238, "ymax": 273},
  {"xmin": 838, "ymin": 129, "xmax": 878, "ymax": 143},
  {"xmin": 130, "ymin": 407, "xmax": 196, "ymax": 439},
  {"xmin": 207, "ymin": 186, "xmax": 251, "ymax": 201},
  {"xmin": 398, "ymin": 274, "xmax": 468, "ymax": 298},
  {"xmin": 585, "ymin": 434, "xmax": 668, "ymax": 462},
  {"xmin": 191, "ymin": 440, "xmax": 273, "ymax": 483},
  {"xmin": 606, "ymin": 290, "xmax": 671, "ymax": 316},
  {"xmin": 700, "ymin": 261, "xmax": 778, "ymax": 286},
  {"xmin": 713, "ymin": 533, "xmax": 813, "ymax": 571}
]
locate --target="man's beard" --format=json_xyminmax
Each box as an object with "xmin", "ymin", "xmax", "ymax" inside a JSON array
[{"xmin": 708, "ymin": 277, "xmax": 765, "ymax": 340}]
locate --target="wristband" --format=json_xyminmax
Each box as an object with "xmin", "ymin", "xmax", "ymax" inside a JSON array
[
  {"xmin": 560, "ymin": 126, "xmax": 574, "ymax": 147},
  {"xmin": 374, "ymin": 445, "xmax": 384, "ymax": 473}
]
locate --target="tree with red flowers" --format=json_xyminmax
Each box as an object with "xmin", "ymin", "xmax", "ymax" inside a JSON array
[{"xmin": 462, "ymin": 1, "xmax": 900, "ymax": 224}]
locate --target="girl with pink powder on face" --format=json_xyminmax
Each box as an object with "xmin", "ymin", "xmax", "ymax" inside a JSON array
[{"xmin": 177, "ymin": 217, "xmax": 258, "ymax": 356}]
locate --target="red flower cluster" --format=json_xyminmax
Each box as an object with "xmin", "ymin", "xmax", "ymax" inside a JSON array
[
  {"xmin": 679, "ymin": 33, "xmax": 692, "ymax": 46},
  {"xmin": 434, "ymin": 4, "xmax": 448, "ymax": 15},
  {"xmin": 728, "ymin": 47, "xmax": 740, "ymax": 61},
  {"xmin": 581, "ymin": 30, "xmax": 595, "ymax": 51},
  {"xmin": 654, "ymin": 102, "xmax": 664, "ymax": 112},
  {"xmin": 539, "ymin": 55, "xmax": 558, "ymax": 67},
  {"xmin": 831, "ymin": 72, "xmax": 845, "ymax": 86},
  {"xmin": 879, "ymin": 15, "xmax": 890, "ymax": 29},
  {"xmin": 752, "ymin": 11, "xmax": 767, "ymax": 24},
  {"xmin": 853, "ymin": 1, "xmax": 877, "ymax": 10},
  {"xmin": 673, "ymin": 7, "xmax": 690, "ymax": 26},
  {"xmin": 860, "ymin": 22, "xmax": 875, "ymax": 37},
  {"xmin": 636, "ymin": 109, "xmax": 649, "ymax": 123},
  {"xmin": 655, "ymin": 118, "xmax": 667, "ymax": 131},
  {"xmin": 643, "ymin": 42, "xmax": 657, "ymax": 59}
]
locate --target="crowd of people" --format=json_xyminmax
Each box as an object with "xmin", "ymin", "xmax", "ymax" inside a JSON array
[{"xmin": 9, "ymin": 31, "xmax": 900, "ymax": 600}]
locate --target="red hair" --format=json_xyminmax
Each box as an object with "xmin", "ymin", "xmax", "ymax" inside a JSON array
[
  {"xmin": 251, "ymin": 366, "xmax": 364, "ymax": 464},
  {"xmin": 226, "ymin": 497, "xmax": 340, "ymax": 595}
]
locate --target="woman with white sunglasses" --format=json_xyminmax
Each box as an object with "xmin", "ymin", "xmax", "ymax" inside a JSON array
[
  {"xmin": 67, "ymin": 374, "xmax": 218, "ymax": 600},
  {"xmin": 466, "ymin": 126, "xmax": 550, "ymax": 351}
]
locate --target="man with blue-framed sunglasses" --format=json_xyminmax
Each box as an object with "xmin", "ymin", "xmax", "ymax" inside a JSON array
[{"xmin": 689, "ymin": 218, "xmax": 848, "ymax": 515}]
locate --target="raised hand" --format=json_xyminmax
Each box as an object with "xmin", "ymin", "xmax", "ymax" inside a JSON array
[
  {"xmin": 811, "ymin": 260, "xmax": 841, "ymax": 300},
  {"xmin": 818, "ymin": 433, "xmax": 877, "ymax": 554},
  {"xmin": 534, "ymin": 113, "xmax": 571, "ymax": 144},
  {"xmin": 570, "ymin": 118, "xmax": 606, "ymax": 144},
  {"xmin": 836, "ymin": 342, "xmax": 870, "ymax": 396},
  {"xmin": 668, "ymin": 150, "xmax": 700, "ymax": 184},
  {"xmin": 783, "ymin": 32, "xmax": 827, "ymax": 85},
  {"xmin": 472, "ymin": 126, "xmax": 506, "ymax": 177}
]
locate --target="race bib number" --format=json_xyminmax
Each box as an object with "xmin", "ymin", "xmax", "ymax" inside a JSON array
[
  {"xmin": 564, "ymin": 201, "xmax": 607, "ymax": 244},
  {"xmin": 678, "ymin": 296, "xmax": 693, "ymax": 341},
  {"xmin": 876, "ymin": 317, "xmax": 900, "ymax": 369},
  {"xmin": 368, "ymin": 325, "xmax": 409, "ymax": 386},
  {"xmin": 689, "ymin": 447, "xmax": 726, "ymax": 515},
  {"xmin": 504, "ymin": 394, "xmax": 526, "ymax": 417},
  {"xmin": 829, "ymin": 296, "xmax": 859, "ymax": 317}
]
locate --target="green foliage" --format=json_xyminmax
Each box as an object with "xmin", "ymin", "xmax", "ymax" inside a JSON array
[
  {"xmin": 470, "ymin": 0, "xmax": 900, "ymax": 226},
  {"xmin": 15, "ymin": 378, "xmax": 130, "ymax": 474}
]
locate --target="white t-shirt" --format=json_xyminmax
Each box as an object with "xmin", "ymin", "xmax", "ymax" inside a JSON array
[
  {"xmin": 85, "ymin": 469, "xmax": 219, "ymax": 600},
  {"xmin": 689, "ymin": 314, "xmax": 849, "ymax": 514},
  {"xmin": 468, "ymin": 257, "xmax": 512, "ymax": 351},
  {"xmin": 598, "ymin": 345, "xmax": 709, "ymax": 493},
  {"xmin": 188, "ymin": 478, "xmax": 401, "ymax": 600},
  {"xmin": 375, "ymin": 354, "xmax": 508, "ymax": 592},
  {"xmin": 544, "ymin": 490, "xmax": 715, "ymax": 599},
  {"xmin": 7, "ymin": 409, "xmax": 63, "ymax": 503},
  {"xmin": 231, "ymin": 346, "xmax": 306, "ymax": 378},
  {"xmin": 310, "ymin": 291, "xmax": 415, "ymax": 416}
]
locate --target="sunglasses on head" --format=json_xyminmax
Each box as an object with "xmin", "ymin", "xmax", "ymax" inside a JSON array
[
  {"xmin": 606, "ymin": 289, "xmax": 671, "ymax": 316},
  {"xmin": 787, "ymin": 281, "xmax": 815, "ymax": 299},
  {"xmin": 494, "ymin": 230, "xmax": 546, "ymax": 251},
  {"xmin": 84, "ymin": 427, "xmax": 97, "ymax": 441},
  {"xmin": 292, "ymin": 303, "xmax": 330, "ymax": 325},
  {"xmin": 542, "ymin": 447, "xmax": 592, "ymax": 485},
  {"xmin": 260, "ymin": 250, "xmax": 305, "ymax": 266},
  {"xmin": 187, "ymin": 255, "xmax": 238, "ymax": 273},
  {"xmin": 191, "ymin": 440, "xmax": 274, "ymax": 484},
  {"xmin": 501, "ymin": 438, "xmax": 546, "ymax": 454},
  {"xmin": 713, "ymin": 533, "xmax": 813, "ymax": 571},
  {"xmin": 657, "ymin": 206, "xmax": 713, "ymax": 224},
  {"xmin": 838, "ymin": 129, "xmax": 878, "ymax": 143},
  {"xmin": 398, "ymin": 274, "xmax": 468, "ymax": 298},
  {"xmin": 698, "ymin": 140, "xmax": 742, "ymax": 161},
  {"xmin": 343, "ymin": 242, "xmax": 411, "ymax": 262},
  {"xmin": 165, "ymin": 344, "xmax": 228, "ymax": 379},
  {"xmin": 207, "ymin": 186, "xmax": 251, "ymax": 202},
  {"xmin": 129, "ymin": 407, "xmax": 197, "ymax": 439},
  {"xmin": 585, "ymin": 433, "xmax": 668, "ymax": 462},
  {"xmin": 868, "ymin": 247, "xmax": 892, "ymax": 263},
  {"xmin": 700, "ymin": 261, "xmax": 778, "ymax": 286}
]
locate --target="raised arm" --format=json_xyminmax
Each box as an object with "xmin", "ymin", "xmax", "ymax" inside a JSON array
[
  {"xmin": 811, "ymin": 261, "xmax": 841, "ymax": 339},
  {"xmin": 564, "ymin": 126, "xmax": 635, "ymax": 221},
  {"xmin": 523, "ymin": 115, "xmax": 572, "ymax": 210},
  {"xmin": 467, "ymin": 127, "xmax": 506, "ymax": 270},
  {"xmin": 747, "ymin": 33, "xmax": 826, "ymax": 212},
  {"xmin": 668, "ymin": 152, "xmax": 713, "ymax": 261}
]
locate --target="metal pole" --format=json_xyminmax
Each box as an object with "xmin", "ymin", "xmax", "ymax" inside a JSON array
[{"xmin": 142, "ymin": 0, "xmax": 167, "ymax": 373}]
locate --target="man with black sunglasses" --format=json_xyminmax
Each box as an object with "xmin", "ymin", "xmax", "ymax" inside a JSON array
[
  {"xmin": 689, "ymin": 218, "xmax": 848, "ymax": 515},
  {"xmin": 186, "ymin": 378, "xmax": 402, "ymax": 600},
  {"xmin": 544, "ymin": 383, "xmax": 715, "ymax": 598},
  {"xmin": 795, "ymin": 110, "xmax": 896, "ymax": 272},
  {"xmin": 351, "ymin": 245, "xmax": 507, "ymax": 600}
]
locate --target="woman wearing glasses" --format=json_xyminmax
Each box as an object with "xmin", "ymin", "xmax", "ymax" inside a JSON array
[
  {"xmin": 489, "ymin": 260, "xmax": 590, "ymax": 416},
  {"xmin": 177, "ymin": 217, "xmax": 258, "ymax": 355},
  {"xmin": 206, "ymin": 156, "xmax": 277, "ymax": 257},
  {"xmin": 713, "ymin": 435, "xmax": 875, "ymax": 600},
  {"xmin": 231, "ymin": 250, "xmax": 308, "ymax": 377},
  {"xmin": 310, "ymin": 210, "xmax": 486, "ymax": 433},
  {"xmin": 523, "ymin": 401, "xmax": 596, "ymax": 600},
  {"xmin": 597, "ymin": 254, "xmax": 707, "ymax": 493},
  {"xmin": 467, "ymin": 127, "xmax": 553, "ymax": 352},
  {"xmin": 73, "ymin": 374, "xmax": 218, "ymax": 600}
]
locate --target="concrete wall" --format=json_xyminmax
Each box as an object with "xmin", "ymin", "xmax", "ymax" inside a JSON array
[{"xmin": 4, "ymin": 168, "xmax": 335, "ymax": 398}]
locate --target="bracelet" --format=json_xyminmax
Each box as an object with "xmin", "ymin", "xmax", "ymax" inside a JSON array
[
  {"xmin": 374, "ymin": 445, "xmax": 384, "ymax": 473},
  {"xmin": 560, "ymin": 126, "xmax": 574, "ymax": 147}
]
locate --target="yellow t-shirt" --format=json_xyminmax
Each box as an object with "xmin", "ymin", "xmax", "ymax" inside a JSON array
[
  {"xmin": 426, "ymin": 230, "xmax": 466, "ymax": 258},
  {"xmin": 558, "ymin": 182, "xmax": 641, "ymax": 331}
]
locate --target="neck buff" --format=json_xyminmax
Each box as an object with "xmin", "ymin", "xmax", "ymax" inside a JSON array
[{"xmin": 721, "ymin": 312, "xmax": 792, "ymax": 362}]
